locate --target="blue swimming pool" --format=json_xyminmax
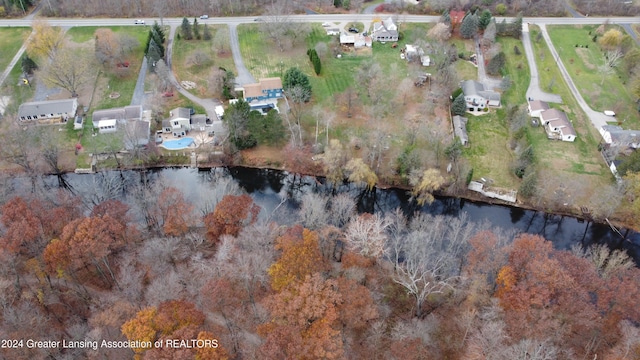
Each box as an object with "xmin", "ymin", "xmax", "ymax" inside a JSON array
[{"xmin": 160, "ymin": 137, "xmax": 194, "ymax": 150}]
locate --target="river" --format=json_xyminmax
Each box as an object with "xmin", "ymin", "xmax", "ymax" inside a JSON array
[{"xmin": 26, "ymin": 166, "xmax": 640, "ymax": 263}]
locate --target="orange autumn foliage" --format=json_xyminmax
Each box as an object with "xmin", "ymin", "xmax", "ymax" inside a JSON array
[
  {"xmin": 204, "ymin": 194, "xmax": 259, "ymax": 244},
  {"xmin": 268, "ymin": 226, "xmax": 329, "ymax": 291}
]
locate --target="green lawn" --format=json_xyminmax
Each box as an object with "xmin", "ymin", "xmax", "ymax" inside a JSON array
[
  {"xmin": 173, "ymin": 25, "xmax": 236, "ymax": 97},
  {"xmin": 67, "ymin": 26, "xmax": 150, "ymax": 111},
  {"xmin": 547, "ymin": 25, "xmax": 640, "ymax": 128},
  {"xmin": 459, "ymin": 36, "xmax": 530, "ymax": 190},
  {"xmin": 498, "ymin": 37, "xmax": 530, "ymax": 106},
  {"xmin": 0, "ymin": 27, "xmax": 30, "ymax": 72},
  {"xmin": 527, "ymin": 25, "xmax": 611, "ymax": 204}
]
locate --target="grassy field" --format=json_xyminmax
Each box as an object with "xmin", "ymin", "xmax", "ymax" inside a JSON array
[
  {"xmin": 66, "ymin": 26, "xmax": 151, "ymax": 111},
  {"xmin": 547, "ymin": 25, "xmax": 639, "ymax": 129},
  {"xmin": 461, "ymin": 36, "xmax": 532, "ymax": 190},
  {"xmin": 172, "ymin": 25, "xmax": 236, "ymax": 98},
  {"xmin": 0, "ymin": 27, "xmax": 30, "ymax": 72},
  {"xmin": 526, "ymin": 25, "xmax": 611, "ymax": 205}
]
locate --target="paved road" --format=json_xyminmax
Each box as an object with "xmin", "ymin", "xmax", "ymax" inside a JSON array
[
  {"xmin": 228, "ymin": 24, "xmax": 255, "ymax": 86},
  {"xmin": 521, "ymin": 23, "xmax": 563, "ymax": 103},
  {"xmin": 538, "ymin": 24, "xmax": 612, "ymax": 129},
  {"xmin": 2, "ymin": 15, "xmax": 640, "ymax": 28},
  {"xmin": 130, "ymin": 55, "xmax": 148, "ymax": 106}
]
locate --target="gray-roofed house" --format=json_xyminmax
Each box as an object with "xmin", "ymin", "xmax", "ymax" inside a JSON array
[
  {"xmin": 527, "ymin": 100, "xmax": 549, "ymax": 118},
  {"xmin": 92, "ymin": 105, "xmax": 143, "ymax": 134},
  {"xmin": 162, "ymin": 107, "xmax": 191, "ymax": 137},
  {"xmin": 190, "ymin": 114, "xmax": 211, "ymax": 132},
  {"xmin": 599, "ymin": 125, "xmax": 640, "ymax": 149},
  {"xmin": 339, "ymin": 33, "xmax": 372, "ymax": 48},
  {"xmin": 539, "ymin": 109, "xmax": 576, "ymax": 142},
  {"xmin": 18, "ymin": 98, "xmax": 78, "ymax": 124},
  {"xmin": 461, "ymin": 80, "xmax": 501, "ymax": 112},
  {"xmin": 453, "ymin": 115, "xmax": 469, "ymax": 146},
  {"xmin": 124, "ymin": 117, "xmax": 151, "ymax": 150},
  {"xmin": 371, "ymin": 17, "xmax": 398, "ymax": 42}
]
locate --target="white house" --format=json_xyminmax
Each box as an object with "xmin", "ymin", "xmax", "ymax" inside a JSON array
[
  {"xmin": 540, "ymin": 109, "xmax": 576, "ymax": 142},
  {"xmin": 599, "ymin": 125, "xmax": 640, "ymax": 149},
  {"xmin": 527, "ymin": 100, "xmax": 549, "ymax": 118},
  {"xmin": 93, "ymin": 105, "xmax": 143, "ymax": 134},
  {"xmin": 162, "ymin": 107, "xmax": 192, "ymax": 137},
  {"xmin": 461, "ymin": 80, "xmax": 501, "ymax": 111},
  {"xmin": 18, "ymin": 98, "xmax": 78, "ymax": 124},
  {"xmin": 371, "ymin": 17, "xmax": 398, "ymax": 42}
]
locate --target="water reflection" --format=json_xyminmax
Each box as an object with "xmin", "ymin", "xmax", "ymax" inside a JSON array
[{"xmin": 19, "ymin": 167, "xmax": 640, "ymax": 263}]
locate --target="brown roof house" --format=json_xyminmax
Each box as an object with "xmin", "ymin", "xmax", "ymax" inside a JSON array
[
  {"xmin": 540, "ymin": 109, "xmax": 576, "ymax": 142},
  {"xmin": 527, "ymin": 100, "xmax": 549, "ymax": 118},
  {"xmin": 242, "ymin": 77, "xmax": 283, "ymax": 115}
]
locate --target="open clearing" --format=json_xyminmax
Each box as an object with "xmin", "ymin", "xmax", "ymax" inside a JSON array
[{"xmin": 547, "ymin": 25, "xmax": 640, "ymax": 129}]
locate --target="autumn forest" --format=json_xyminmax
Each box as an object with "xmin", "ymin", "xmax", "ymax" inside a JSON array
[{"xmin": 0, "ymin": 170, "xmax": 639, "ymax": 360}]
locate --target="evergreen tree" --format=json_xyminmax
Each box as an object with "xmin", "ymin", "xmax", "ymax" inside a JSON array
[
  {"xmin": 487, "ymin": 52, "xmax": 506, "ymax": 76},
  {"xmin": 479, "ymin": 9, "xmax": 492, "ymax": 30},
  {"xmin": 193, "ymin": 18, "xmax": 200, "ymax": 40},
  {"xmin": 147, "ymin": 39, "xmax": 163, "ymax": 69},
  {"xmin": 511, "ymin": 14, "xmax": 523, "ymax": 39},
  {"xmin": 151, "ymin": 21, "xmax": 165, "ymax": 44},
  {"xmin": 307, "ymin": 49, "xmax": 321, "ymax": 75},
  {"xmin": 283, "ymin": 67, "xmax": 312, "ymax": 101},
  {"xmin": 203, "ymin": 24, "xmax": 212, "ymax": 41},
  {"xmin": 460, "ymin": 13, "xmax": 478, "ymax": 39},
  {"xmin": 441, "ymin": 9, "xmax": 450, "ymax": 25},
  {"xmin": 21, "ymin": 54, "xmax": 38, "ymax": 75},
  {"xmin": 452, "ymin": 94, "xmax": 467, "ymax": 116},
  {"xmin": 181, "ymin": 17, "xmax": 193, "ymax": 40}
]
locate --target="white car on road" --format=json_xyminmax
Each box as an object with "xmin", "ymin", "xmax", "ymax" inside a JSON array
[{"xmin": 134, "ymin": 19, "xmax": 145, "ymax": 24}]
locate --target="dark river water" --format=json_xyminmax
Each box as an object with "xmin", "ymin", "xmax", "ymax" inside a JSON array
[{"xmin": 31, "ymin": 167, "xmax": 640, "ymax": 263}]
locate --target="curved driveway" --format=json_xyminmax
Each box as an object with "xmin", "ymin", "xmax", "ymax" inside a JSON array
[
  {"xmin": 538, "ymin": 24, "xmax": 611, "ymax": 129},
  {"xmin": 521, "ymin": 23, "xmax": 562, "ymax": 103},
  {"xmin": 228, "ymin": 24, "xmax": 255, "ymax": 86}
]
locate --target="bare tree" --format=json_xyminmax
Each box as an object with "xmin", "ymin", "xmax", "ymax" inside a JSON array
[
  {"xmin": 427, "ymin": 22, "xmax": 451, "ymax": 42},
  {"xmin": 284, "ymin": 85, "xmax": 309, "ymax": 147},
  {"xmin": 390, "ymin": 213, "xmax": 474, "ymax": 317},
  {"xmin": 260, "ymin": 1, "xmax": 297, "ymax": 52},
  {"xmin": 298, "ymin": 192, "xmax": 329, "ymax": 230},
  {"xmin": 327, "ymin": 193, "xmax": 356, "ymax": 227},
  {"xmin": 40, "ymin": 47, "xmax": 95, "ymax": 97},
  {"xmin": 599, "ymin": 49, "xmax": 623, "ymax": 85},
  {"xmin": 213, "ymin": 26, "xmax": 230, "ymax": 54},
  {"xmin": 344, "ymin": 213, "xmax": 388, "ymax": 259}
]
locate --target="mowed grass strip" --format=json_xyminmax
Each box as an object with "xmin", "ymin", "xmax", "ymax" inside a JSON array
[
  {"xmin": 0, "ymin": 27, "xmax": 30, "ymax": 72},
  {"xmin": 547, "ymin": 25, "xmax": 639, "ymax": 128}
]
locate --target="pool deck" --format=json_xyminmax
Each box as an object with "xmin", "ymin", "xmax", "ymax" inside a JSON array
[{"xmin": 157, "ymin": 132, "xmax": 215, "ymax": 150}]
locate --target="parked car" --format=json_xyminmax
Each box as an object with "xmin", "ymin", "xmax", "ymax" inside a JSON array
[
  {"xmin": 200, "ymin": 15, "xmax": 209, "ymax": 19},
  {"xmin": 348, "ymin": 27, "xmax": 358, "ymax": 33},
  {"xmin": 322, "ymin": 22, "xmax": 331, "ymax": 27},
  {"xmin": 134, "ymin": 19, "xmax": 145, "ymax": 24}
]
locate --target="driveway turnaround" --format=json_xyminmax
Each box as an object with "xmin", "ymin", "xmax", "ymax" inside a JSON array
[{"xmin": 522, "ymin": 23, "xmax": 562, "ymax": 104}]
